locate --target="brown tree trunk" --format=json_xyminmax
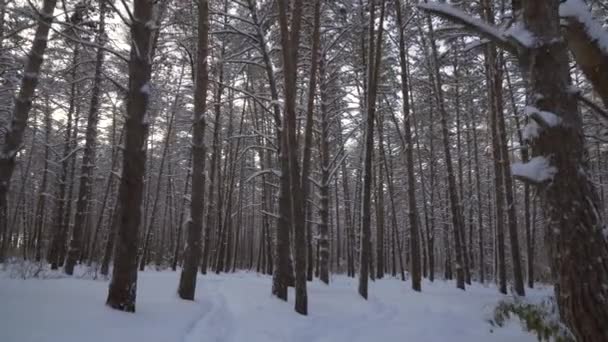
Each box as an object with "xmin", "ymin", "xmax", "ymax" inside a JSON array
[
  {"xmin": 139, "ymin": 75, "xmax": 179, "ymax": 271},
  {"xmin": 171, "ymin": 154, "xmax": 191, "ymax": 271},
  {"xmin": 33, "ymin": 99, "xmax": 52, "ymax": 262},
  {"xmin": 65, "ymin": 0, "xmax": 107, "ymax": 275},
  {"xmin": 0, "ymin": 0, "xmax": 57, "ymax": 252},
  {"xmin": 395, "ymin": 0, "xmax": 421, "ymax": 291},
  {"xmin": 201, "ymin": 69, "xmax": 224, "ymax": 275},
  {"xmin": 106, "ymin": 0, "xmax": 156, "ymax": 312},
  {"xmin": 426, "ymin": 13, "xmax": 466, "ymax": 290},
  {"xmin": 318, "ymin": 53, "xmax": 330, "ymax": 285},
  {"xmin": 359, "ymin": 0, "xmax": 385, "ymax": 299},
  {"xmin": 273, "ymin": 0, "xmax": 308, "ymax": 315},
  {"xmin": 178, "ymin": 0, "xmax": 209, "ymax": 301},
  {"xmin": 519, "ymin": 1, "xmax": 608, "ymax": 340}
]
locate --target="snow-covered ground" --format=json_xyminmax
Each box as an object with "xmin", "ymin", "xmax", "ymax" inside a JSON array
[{"xmin": 0, "ymin": 267, "xmax": 549, "ymax": 342}]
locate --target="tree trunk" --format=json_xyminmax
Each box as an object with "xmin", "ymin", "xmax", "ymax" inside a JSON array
[
  {"xmin": 395, "ymin": 0, "xmax": 421, "ymax": 291},
  {"xmin": 0, "ymin": 0, "xmax": 57, "ymax": 253},
  {"xmin": 178, "ymin": 0, "xmax": 209, "ymax": 301},
  {"xmin": 65, "ymin": 0, "xmax": 107, "ymax": 275},
  {"xmin": 519, "ymin": 1, "xmax": 608, "ymax": 340},
  {"xmin": 426, "ymin": 13, "xmax": 466, "ymax": 290},
  {"xmin": 318, "ymin": 53, "xmax": 330, "ymax": 285},
  {"xmin": 359, "ymin": 0, "xmax": 385, "ymax": 299},
  {"xmin": 33, "ymin": 99, "xmax": 52, "ymax": 262},
  {"xmin": 106, "ymin": 0, "xmax": 156, "ymax": 312}
]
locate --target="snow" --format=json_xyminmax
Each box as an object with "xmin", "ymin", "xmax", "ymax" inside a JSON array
[
  {"xmin": 505, "ymin": 22, "xmax": 536, "ymax": 48},
  {"xmin": 512, "ymin": 156, "xmax": 558, "ymax": 183},
  {"xmin": 140, "ymin": 82, "xmax": 151, "ymax": 95},
  {"xmin": 418, "ymin": 2, "xmax": 509, "ymax": 46},
  {"xmin": 0, "ymin": 268, "xmax": 547, "ymax": 342},
  {"xmin": 560, "ymin": 0, "xmax": 608, "ymax": 55},
  {"xmin": 522, "ymin": 121, "xmax": 540, "ymax": 141},
  {"xmin": 525, "ymin": 106, "xmax": 562, "ymax": 127}
]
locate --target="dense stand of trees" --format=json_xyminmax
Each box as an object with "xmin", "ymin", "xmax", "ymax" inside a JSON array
[{"xmin": 2, "ymin": 0, "xmax": 608, "ymax": 340}]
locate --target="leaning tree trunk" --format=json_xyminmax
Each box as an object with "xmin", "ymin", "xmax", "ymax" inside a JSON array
[
  {"xmin": 0, "ymin": 0, "xmax": 57, "ymax": 251},
  {"xmin": 560, "ymin": 0, "xmax": 608, "ymax": 109},
  {"xmin": 178, "ymin": 0, "xmax": 209, "ymax": 301},
  {"xmin": 106, "ymin": 0, "xmax": 155, "ymax": 312}
]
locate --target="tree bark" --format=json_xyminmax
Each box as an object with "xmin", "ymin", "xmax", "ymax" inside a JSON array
[
  {"xmin": 65, "ymin": 0, "xmax": 107, "ymax": 275},
  {"xmin": 359, "ymin": 0, "xmax": 385, "ymax": 299},
  {"xmin": 520, "ymin": 1, "xmax": 608, "ymax": 340},
  {"xmin": 106, "ymin": 0, "xmax": 156, "ymax": 312},
  {"xmin": 178, "ymin": 0, "xmax": 209, "ymax": 301},
  {"xmin": 425, "ymin": 12, "xmax": 466, "ymax": 290},
  {"xmin": 0, "ymin": 0, "xmax": 57, "ymax": 253},
  {"xmin": 395, "ymin": 0, "xmax": 421, "ymax": 291}
]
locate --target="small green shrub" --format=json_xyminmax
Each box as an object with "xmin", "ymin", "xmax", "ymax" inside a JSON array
[{"xmin": 490, "ymin": 297, "xmax": 574, "ymax": 342}]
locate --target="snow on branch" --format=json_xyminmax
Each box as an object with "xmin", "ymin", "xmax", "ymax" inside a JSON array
[
  {"xmin": 505, "ymin": 22, "xmax": 536, "ymax": 48},
  {"xmin": 417, "ymin": 1, "xmax": 518, "ymax": 53},
  {"xmin": 560, "ymin": 0, "xmax": 608, "ymax": 55},
  {"xmin": 525, "ymin": 106, "xmax": 562, "ymax": 128},
  {"xmin": 511, "ymin": 156, "xmax": 557, "ymax": 184},
  {"xmin": 245, "ymin": 169, "xmax": 281, "ymax": 183}
]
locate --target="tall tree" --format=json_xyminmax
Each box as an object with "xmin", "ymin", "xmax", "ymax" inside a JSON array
[
  {"xmin": 359, "ymin": 0, "xmax": 385, "ymax": 299},
  {"xmin": 106, "ymin": 0, "xmax": 156, "ymax": 312},
  {"xmin": 395, "ymin": 0, "xmax": 421, "ymax": 292},
  {"xmin": 178, "ymin": 0, "xmax": 210, "ymax": 300},
  {"xmin": 0, "ymin": 0, "xmax": 57, "ymax": 260},
  {"xmin": 424, "ymin": 8, "xmax": 466, "ymax": 291},
  {"xmin": 271, "ymin": 0, "xmax": 308, "ymax": 315},
  {"xmin": 65, "ymin": 0, "xmax": 108, "ymax": 275}
]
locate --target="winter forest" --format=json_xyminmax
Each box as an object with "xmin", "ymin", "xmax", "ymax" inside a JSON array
[{"xmin": 1, "ymin": 0, "xmax": 608, "ymax": 341}]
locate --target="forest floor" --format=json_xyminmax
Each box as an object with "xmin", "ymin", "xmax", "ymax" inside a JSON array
[{"xmin": 0, "ymin": 263, "xmax": 550, "ymax": 342}]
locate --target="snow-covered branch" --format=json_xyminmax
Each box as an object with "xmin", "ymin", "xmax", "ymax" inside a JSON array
[
  {"xmin": 417, "ymin": 1, "xmax": 518, "ymax": 54},
  {"xmin": 511, "ymin": 156, "xmax": 557, "ymax": 184}
]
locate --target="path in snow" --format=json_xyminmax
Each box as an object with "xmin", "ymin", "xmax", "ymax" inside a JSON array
[{"xmin": 0, "ymin": 269, "xmax": 549, "ymax": 342}]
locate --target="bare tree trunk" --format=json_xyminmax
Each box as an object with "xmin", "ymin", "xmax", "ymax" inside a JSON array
[
  {"xmin": 426, "ymin": 13, "xmax": 466, "ymax": 290},
  {"xmin": 273, "ymin": 0, "xmax": 308, "ymax": 315},
  {"xmin": 48, "ymin": 46, "xmax": 80, "ymax": 269},
  {"xmin": 33, "ymin": 99, "xmax": 52, "ymax": 262},
  {"xmin": 359, "ymin": 0, "xmax": 385, "ymax": 299},
  {"xmin": 300, "ymin": 0, "xmax": 322, "ymax": 284},
  {"xmin": 318, "ymin": 53, "xmax": 330, "ymax": 285},
  {"xmin": 0, "ymin": 0, "xmax": 57, "ymax": 253},
  {"xmin": 200, "ymin": 86, "xmax": 222, "ymax": 275},
  {"xmin": 518, "ymin": 1, "xmax": 608, "ymax": 339},
  {"xmin": 375, "ymin": 116, "xmax": 386, "ymax": 280},
  {"xmin": 395, "ymin": 0, "xmax": 421, "ymax": 291},
  {"xmin": 106, "ymin": 0, "xmax": 156, "ymax": 312},
  {"xmin": 472, "ymin": 102, "xmax": 485, "ymax": 284},
  {"xmin": 178, "ymin": 0, "xmax": 209, "ymax": 301},
  {"xmin": 171, "ymin": 154, "xmax": 191, "ymax": 271},
  {"xmin": 452, "ymin": 45, "xmax": 471, "ymax": 286},
  {"xmin": 65, "ymin": 0, "xmax": 107, "ymax": 275},
  {"xmin": 139, "ymin": 74, "xmax": 180, "ymax": 271}
]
